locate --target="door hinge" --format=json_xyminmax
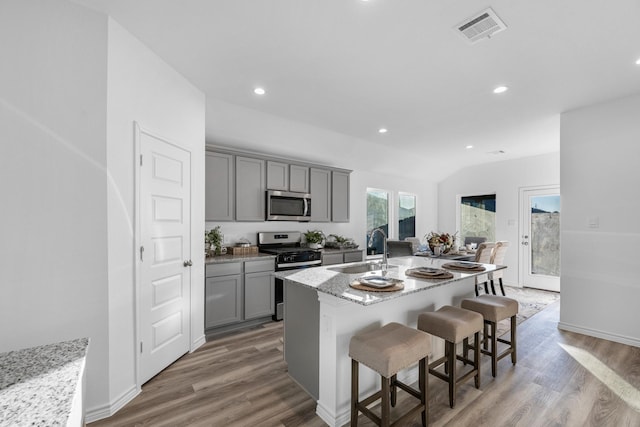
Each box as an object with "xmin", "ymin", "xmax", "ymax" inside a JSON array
[
  {"xmin": 140, "ymin": 341, "xmax": 143, "ymax": 353},
  {"xmin": 140, "ymin": 154, "xmax": 143, "ymax": 166},
  {"xmin": 140, "ymin": 246, "xmax": 144, "ymax": 261}
]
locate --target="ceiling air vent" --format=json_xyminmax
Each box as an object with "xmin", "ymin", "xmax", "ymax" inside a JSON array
[{"xmin": 455, "ymin": 8, "xmax": 507, "ymax": 44}]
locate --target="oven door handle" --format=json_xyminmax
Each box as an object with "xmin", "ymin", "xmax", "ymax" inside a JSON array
[{"xmin": 277, "ymin": 260, "xmax": 322, "ymax": 269}]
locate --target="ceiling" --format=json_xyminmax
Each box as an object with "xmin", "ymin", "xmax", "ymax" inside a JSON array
[{"xmin": 75, "ymin": 0, "xmax": 640, "ymax": 174}]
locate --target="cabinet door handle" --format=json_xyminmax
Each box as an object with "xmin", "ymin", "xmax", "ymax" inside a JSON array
[{"xmin": 183, "ymin": 260, "xmax": 193, "ymax": 267}]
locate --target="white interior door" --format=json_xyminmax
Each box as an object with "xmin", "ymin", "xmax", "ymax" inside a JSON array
[
  {"xmin": 519, "ymin": 186, "xmax": 560, "ymax": 292},
  {"xmin": 138, "ymin": 126, "xmax": 191, "ymax": 384}
]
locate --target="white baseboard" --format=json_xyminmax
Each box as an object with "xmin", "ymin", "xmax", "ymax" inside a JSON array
[
  {"xmin": 85, "ymin": 385, "xmax": 139, "ymax": 423},
  {"xmin": 558, "ymin": 322, "xmax": 640, "ymax": 348},
  {"xmin": 316, "ymin": 401, "xmax": 348, "ymax": 427},
  {"xmin": 191, "ymin": 334, "xmax": 206, "ymax": 352}
]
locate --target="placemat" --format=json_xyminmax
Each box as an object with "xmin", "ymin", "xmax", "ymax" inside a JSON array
[
  {"xmin": 405, "ymin": 267, "xmax": 454, "ymax": 280},
  {"xmin": 441, "ymin": 262, "xmax": 486, "ymax": 272},
  {"xmin": 350, "ymin": 279, "xmax": 404, "ymax": 292}
]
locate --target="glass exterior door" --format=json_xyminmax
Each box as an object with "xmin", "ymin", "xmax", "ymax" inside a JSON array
[{"xmin": 520, "ymin": 187, "xmax": 560, "ymax": 291}]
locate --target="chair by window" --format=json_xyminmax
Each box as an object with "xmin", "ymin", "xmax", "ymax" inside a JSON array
[
  {"xmin": 490, "ymin": 241, "xmax": 509, "ymax": 295},
  {"xmin": 474, "ymin": 242, "xmax": 495, "ymax": 296},
  {"xmin": 464, "ymin": 236, "xmax": 487, "ymax": 247},
  {"xmin": 387, "ymin": 240, "xmax": 414, "ymax": 258},
  {"xmin": 404, "ymin": 237, "xmax": 421, "ymax": 254}
]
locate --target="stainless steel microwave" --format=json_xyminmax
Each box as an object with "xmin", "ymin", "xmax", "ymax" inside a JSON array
[{"xmin": 266, "ymin": 190, "xmax": 311, "ymax": 221}]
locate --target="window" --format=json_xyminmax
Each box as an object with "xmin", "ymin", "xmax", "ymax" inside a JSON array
[
  {"xmin": 366, "ymin": 189, "xmax": 389, "ymax": 255},
  {"xmin": 398, "ymin": 193, "xmax": 416, "ymax": 240},
  {"xmin": 460, "ymin": 194, "xmax": 496, "ymax": 245}
]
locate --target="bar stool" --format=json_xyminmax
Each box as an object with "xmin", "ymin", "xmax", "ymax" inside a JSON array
[
  {"xmin": 349, "ymin": 322, "xmax": 431, "ymax": 426},
  {"xmin": 461, "ymin": 295, "xmax": 518, "ymax": 377},
  {"xmin": 417, "ymin": 306, "xmax": 483, "ymax": 408}
]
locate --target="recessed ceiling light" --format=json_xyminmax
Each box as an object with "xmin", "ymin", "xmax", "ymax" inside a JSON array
[
  {"xmin": 493, "ymin": 86, "xmax": 509, "ymax": 94},
  {"xmin": 254, "ymin": 87, "xmax": 266, "ymax": 95},
  {"xmin": 635, "ymin": 58, "xmax": 640, "ymax": 65},
  {"xmin": 378, "ymin": 128, "xmax": 388, "ymax": 134},
  {"xmin": 465, "ymin": 145, "xmax": 474, "ymax": 149}
]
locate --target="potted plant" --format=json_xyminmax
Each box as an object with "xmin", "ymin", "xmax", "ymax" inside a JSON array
[
  {"xmin": 205, "ymin": 226, "xmax": 223, "ymax": 256},
  {"xmin": 304, "ymin": 230, "xmax": 325, "ymax": 249}
]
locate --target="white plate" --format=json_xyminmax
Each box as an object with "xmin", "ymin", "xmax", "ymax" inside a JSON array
[{"xmin": 359, "ymin": 276, "xmax": 397, "ymax": 288}]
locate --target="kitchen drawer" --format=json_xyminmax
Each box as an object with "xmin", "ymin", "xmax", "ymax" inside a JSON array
[
  {"xmin": 343, "ymin": 251, "xmax": 363, "ymax": 263},
  {"xmin": 245, "ymin": 259, "xmax": 275, "ymax": 274},
  {"xmin": 322, "ymin": 253, "xmax": 344, "ymax": 266},
  {"xmin": 206, "ymin": 262, "xmax": 242, "ymax": 278}
]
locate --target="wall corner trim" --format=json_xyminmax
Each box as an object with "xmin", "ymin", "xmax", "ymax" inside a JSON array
[
  {"xmin": 85, "ymin": 385, "xmax": 139, "ymax": 424},
  {"xmin": 558, "ymin": 322, "xmax": 640, "ymax": 348}
]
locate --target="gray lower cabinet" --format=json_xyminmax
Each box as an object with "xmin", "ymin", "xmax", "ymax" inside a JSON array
[
  {"xmin": 205, "ymin": 263, "xmax": 243, "ymax": 328},
  {"xmin": 236, "ymin": 156, "xmax": 265, "ymax": 221},
  {"xmin": 244, "ymin": 260, "xmax": 275, "ymax": 320},
  {"xmin": 321, "ymin": 250, "xmax": 364, "ymax": 265},
  {"xmin": 205, "ymin": 259, "xmax": 275, "ymax": 330},
  {"xmin": 310, "ymin": 167, "xmax": 331, "ymax": 222}
]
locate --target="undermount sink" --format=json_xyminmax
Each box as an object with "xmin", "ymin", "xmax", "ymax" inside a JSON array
[{"xmin": 328, "ymin": 262, "xmax": 398, "ymax": 274}]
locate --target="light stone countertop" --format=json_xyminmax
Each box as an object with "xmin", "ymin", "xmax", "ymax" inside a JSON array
[
  {"xmin": 0, "ymin": 338, "xmax": 89, "ymax": 426},
  {"xmin": 205, "ymin": 253, "xmax": 276, "ymax": 264},
  {"xmin": 276, "ymin": 256, "xmax": 505, "ymax": 306}
]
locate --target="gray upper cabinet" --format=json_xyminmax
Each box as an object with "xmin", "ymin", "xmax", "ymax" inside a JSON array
[
  {"xmin": 206, "ymin": 148, "xmax": 350, "ymax": 223},
  {"xmin": 331, "ymin": 171, "xmax": 350, "ymax": 222},
  {"xmin": 310, "ymin": 167, "xmax": 331, "ymax": 222},
  {"xmin": 266, "ymin": 161, "xmax": 288, "ymax": 191},
  {"xmin": 289, "ymin": 165, "xmax": 309, "ymax": 193},
  {"xmin": 236, "ymin": 156, "xmax": 265, "ymax": 221},
  {"xmin": 267, "ymin": 161, "xmax": 309, "ymax": 194},
  {"xmin": 205, "ymin": 152, "xmax": 234, "ymax": 221}
]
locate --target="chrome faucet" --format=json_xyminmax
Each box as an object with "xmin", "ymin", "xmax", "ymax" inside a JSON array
[{"xmin": 368, "ymin": 227, "xmax": 388, "ymax": 273}]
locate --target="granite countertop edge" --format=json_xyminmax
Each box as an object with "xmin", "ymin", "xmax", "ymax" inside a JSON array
[{"xmin": 0, "ymin": 337, "xmax": 89, "ymax": 426}]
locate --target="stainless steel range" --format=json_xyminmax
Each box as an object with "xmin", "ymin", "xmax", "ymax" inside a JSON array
[{"xmin": 257, "ymin": 231, "xmax": 322, "ymax": 320}]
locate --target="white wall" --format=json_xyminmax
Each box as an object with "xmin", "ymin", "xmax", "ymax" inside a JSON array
[
  {"xmin": 103, "ymin": 19, "xmax": 206, "ymax": 419},
  {"xmin": 205, "ymin": 99, "xmax": 438, "ymax": 247},
  {"xmin": 0, "ymin": 0, "xmax": 110, "ymax": 408},
  {"xmin": 0, "ymin": 1, "xmax": 206, "ymax": 420},
  {"xmin": 559, "ymin": 93, "xmax": 640, "ymax": 347},
  {"xmin": 437, "ymin": 152, "xmax": 560, "ymax": 286}
]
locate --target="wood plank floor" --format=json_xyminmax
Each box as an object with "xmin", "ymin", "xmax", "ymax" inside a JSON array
[{"xmin": 90, "ymin": 301, "xmax": 640, "ymax": 426}]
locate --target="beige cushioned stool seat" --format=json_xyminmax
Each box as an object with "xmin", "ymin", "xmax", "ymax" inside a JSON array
[
  {"xmin": 349, "ymin": 322, "xmax": 431, "ymax": 378},
  {"xmin": 417, "ymin": 306, "xmax": 483, "ymax": 343},
  {"xmin": 461, "ymin": 295, "xmax": 518, "ymax": 322}
]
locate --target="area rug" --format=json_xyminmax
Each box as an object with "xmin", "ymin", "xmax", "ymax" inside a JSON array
[{"xmin": 494, "ymin": 286, "xmax": 560, "ymax": 337}]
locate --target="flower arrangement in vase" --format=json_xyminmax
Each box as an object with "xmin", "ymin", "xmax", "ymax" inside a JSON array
[{"xmin": 425, "ymin": 231, "xmax": 458, "ymax": 254}]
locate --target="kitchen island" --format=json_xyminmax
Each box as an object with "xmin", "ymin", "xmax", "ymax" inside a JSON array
[{"xmin": 279, "ymin": 256, "xmax": 505, "ymax": 427}]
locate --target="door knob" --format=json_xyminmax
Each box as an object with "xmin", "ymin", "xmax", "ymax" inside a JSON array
[
  {"xmin": 521, "ymin": 242, "xmax": 529, "ymax": 246},
  {"xmin": 183, "ymin": 260, "xmax": 193, "ymax": 267}
]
